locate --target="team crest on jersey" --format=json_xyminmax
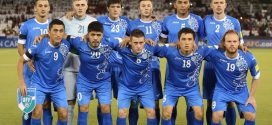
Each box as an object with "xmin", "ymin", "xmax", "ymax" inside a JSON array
[
  {"xmin": 223, "ymin": 19, "xmax": 234, "ymax": 31},
  {"xmin": 188, "ymin": 17, "xmax": 199, "ymax": 32},
  {"xmin": 59, "ymin": 43, "xmax": 69, "ymax": 58},
  {"xmin": 236, "ymin": 56, "xmax": 248, "ymax": 71},
  {"xmin": 17, "ymin": 88, "xmax": 36, "ymax": 120},
  {"xmin": 118, "ymin": 19, "xmax": 128, "ymax": 31},
  {"xmin": 151, "ymin": 21, "xmax": 162, "ymax": 35}
]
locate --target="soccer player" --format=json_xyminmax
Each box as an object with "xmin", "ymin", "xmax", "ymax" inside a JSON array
[
  {"xmin": 61, "ymin": 0, "xmax": 96, "ymax": 124},
  {"xmin": 17, "ymin": 19, "xmax": 70, "ymax": 125},
  {"xmin": 207, "ymin": 30, "xmax": 259, "ymax": 125},
  {"xmin": 157, "ymin": 28, "xmax": 212, "ymax": 125},
  {"xmin": 96, "ymin": 1, "xmax": 129, "ymax": 124},
  {"xmin": 17, "ymin": 0, "xmax": 52, "ymax": 124},
  {"xmin": 126, "ymin": 0, "xmax": 163, "ymax": 124},
  {"xmin": 159, "ymin": 0, "xmax": 205, "ymax": 124},
  {"xmin": 116, "ymin": 29, "xmax": 158, "ymax": 125},
  {"xmin": 203, "ymin": 0, "xmax": 244, "ymax": 124}
]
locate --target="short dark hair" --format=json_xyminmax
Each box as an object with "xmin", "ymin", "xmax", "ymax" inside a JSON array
[
  {"xmin": 49, "ymin": 19, "xmax": 65, "ymax": 30},
  {"xmin": 107, "ymin": 0, "xmax": 122, "ymax": 7},
  {"xmin": 88, "ymin": 21, "xmax": 103, "ymax": 33},
  {"xmin": 130, "ymin": 29, "xmax": 145, "ymax": 38},
  {"xmin": 178, "ymin": 28, "xmax": 196, "ymax": 40}
]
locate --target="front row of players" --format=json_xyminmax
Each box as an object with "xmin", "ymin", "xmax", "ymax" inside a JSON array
[{"xmin": 18, "ymin": 19, "xmax": 260, "ymax": 125}]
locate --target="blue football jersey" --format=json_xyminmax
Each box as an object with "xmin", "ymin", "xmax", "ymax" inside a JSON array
[
  {"xmin": 116, "ymin": 44, "xmax": 158, "ymax": 91},
  {"xmin": 204, "ymin": 15, "xmax": 244, "ymax": 46},
  {"xmin": 161, "ymin": 13, "xmax": 205, "ymax": 44},
  {"xmin": 69, "ymin": 37, "xmax": 121, "ymax": 85},
  {"xmin": 156, "ymin": 45, "xmax": 213, "ymax": 91},
  {"xmin": 127, "ymin": 19, "xmax": 163, "ymax": 70},
  {"xmin": 23, "ymin": 38, "xmax": 71, "ymax": 90},
  {"xmin": 97, "ymin": 16, "xmax": 130, "ymax": 40},
  {"xmin": 207, "ymin": 50, "xmax": 260, "ymax": 93}
]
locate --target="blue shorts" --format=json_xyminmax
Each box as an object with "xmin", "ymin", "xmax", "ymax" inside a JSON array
[
  {"xmin": 162, "ymin": 84, "xmax": 203, "ymax": 107},
  {"xmin": 111, "ymin": 65, "xmax": 121, "ymax": 99},
  {"xmin": 212, "ymin": 88, "xmax": 256, "ymax": 114},
  {"xmin": 77, "ymin": 78, "xmax": 112, "ymax": 105},
  {"xmin": 203, "ymin": 61, "xmax": 217, "ymax": 100},
  {"xmin": 152, "ymin": 69, "xmax": 163, "ymax": 100},
  {"xmin": 35, "ymin": 84, "xmax": 68, "ymax": 108},
  {"xmin": 117, "ymin": 86, "xmax": 155, "ymax": 109}
]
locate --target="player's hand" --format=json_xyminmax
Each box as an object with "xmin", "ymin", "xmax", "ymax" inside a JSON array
[
  {"xmin": 176, "ymin": 41, "xmax": 181, "ymax": 49},
  {"xmin": 27, "ymin": 60, "xmax": 36, "ymax": 72},
  {"xmin": 33, "ymin": 34, "xmax": 48, "ymax": 45},
  {"xmin": 65, "ymin": 10, "xmax": 75, "ymax": 21},
  {"xmin": 245, "ymin": 96, "xmax": 257, "ymax": 110},
  {"xmin": 119, "ymin": 37, "xmax": 130, "ymax": 47},
  {"xmin": 239, "ymin": 44, "xmax": 249, "ymax": 52},
  {"xmin": 145, "ymin": 39, "xmax": 156, "ymax": 46},
  {"xmin": 19, "ymin": 82, "xmax": 27, "ymax": 96}
]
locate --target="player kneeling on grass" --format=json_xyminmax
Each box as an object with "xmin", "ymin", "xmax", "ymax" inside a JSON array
[
  {"xmin": 18, "ymin": 19, "xmax": 70, "ymax": 125},
  {"xmin": 207, "ymin": 30, "xmax": 260, "ymax": 125}
]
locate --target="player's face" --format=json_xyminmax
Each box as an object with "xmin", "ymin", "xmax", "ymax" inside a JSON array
[
  {"xmin": 48, "ymin": 25, "xmax": 64, "ymax": 47},
  {"xmin": 108, "ymin": 4, "xmax": 122, "ymax": 19},
  {"xmin": 87, "ymin": 31, "xmax": 103, "ymax": 48},
  {"xmin": 174, "ymin": 0, "xmax": 190, "ymax": 15},
  {"xmin": 34, "ymin": 0, "xmax": 50, "ymax": 18},
  {"xmin": 178, "ymin": 33, "xmax": 195, "ymax": 54},
  {"xmin": 224, "ymin": 33, "xmax": 240, "ymax": 54},
  {"xmin": 139, "ymin": 1, "xmax": 153, "ymax": 17},
  {"xmin": 130, "ymin": 36, "xmax": 145, "ymax": 54},
  {"xmin": 73, "ymin": 0, "xmax": 88, "ymax": 17},
  {"xmin": 210, "ymin": 0, "xmax": 226, "ymax": 15}
]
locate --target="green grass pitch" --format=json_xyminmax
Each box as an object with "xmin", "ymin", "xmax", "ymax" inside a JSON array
[{"xmin": 0, "ymin": 48, "xmax": 271, "ymax": 125}]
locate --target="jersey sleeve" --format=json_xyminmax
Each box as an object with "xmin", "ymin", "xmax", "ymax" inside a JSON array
[
  {"xmin": 23, "ymin": 43, "xmax": 39, "ymax": 61},
  {"xmin": 153, "ymin": 44, "xmax": 169, "ymax": 58},
  {"xmin": 68, "ymin": 36, "xmax": 82, "ymax": 50},
  {"xmin": 126, "ymin": 21, "xmax": 133, "ymax": 36},
  {"xmin": 234, "ymin": 19, "xmax": 244, "ymax": 44},
  {"xmin": 197, "ymin": 17, "xmax": 205, "ymax": 41},
  {"xmin": 18, "ymin": 22, "xmax": 28, "ymax": 44},
  {"xmin": 160, "ymin": 18, "xmax": 169, "ymax": 39},
  {"xmin": 108, "ymin": 51, "xmax": 123, "ymax": 65},
  {"xmin": 247, "ymin": 53, "xmax": 260, "ymax": 79}
]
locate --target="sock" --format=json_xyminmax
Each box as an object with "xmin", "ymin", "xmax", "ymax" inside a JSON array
[
  {"xmin": 117, "ymin": 117, "xmax": 126, "ymax": 125},
  {"xmin": 171, "ymin": 106, "xmax": 177, "ymax": 125},
  {"xmin": 22, "ymin": 112, "xmax": 32, "ymax": 125},
  {"xmin": 77, "ymin": 111, "xmax": 88, "ymax": 125},
  {"xmin": 147, "ymin": 118, "xmax": 157, "ymax": 125},
  {"xmin": 102, "ymin": 113, "xmax": 112, "ymax": 125},
  {"xmin": 97, "ymin": 106, "xmax": 103, "ymax": 125},
  {"xmin": 129, "ymin": 107, "xmax": 139, "ymax": 125},
  {"xmin": 244, "ymin": 120, "xmax": 255, "ymax": 125},
  {"xmin": 161, "ymin": 119, "xmax": 172, "ymax": 125},
  {"xmin": 206, "ymin": 106, "xmax": 212, "ymax": 125},
  {"xmin": 186, "ymin": 107, "xmax": 194, "ymax": 125},
  {"xmin": 155, "ymin": 108, "xmax": 161, "ymax": 125},
  {"xmin": 193, "ymin": 116, "xmax": 203, "ymax": 125},
  {"xmin": 57, "ymin": 120, "xmax": 68, "ymax": 125},
  {"xmin": 67, "ymin": 105, "xmax": 74, "ymax": 125},
  {"xmin": 31, "ymin": 118, "xmax": 41, "ymax": 125},
  {"xmin": 211, "ymin": 121, "xmax": 222, "ymax": 125},
  {"xmin": 226, "ymin": 107, "xmax": 236, "ymax": 125},
  {"xmin": 43, "ymin": 108, "xmax": 53, "ymax": 125}
]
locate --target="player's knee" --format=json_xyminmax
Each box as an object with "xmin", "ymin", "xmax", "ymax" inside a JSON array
[
  {"xmin": 100, "ymin": 104, "xmax": 110, "ymax": 113},
  {"xmin": 162, "ymin": 110, "xmax": 171, "ymax": 120},
  {"xmin": 146, "ymin": 109, "xmax": 156, "ymax": 119},
  {"xmin": 244, "ymin": 112, "xmax": 256, "ymax": 121},
  {"xmin": 58, "ymin": 108, "xmax": 68, "ymax": 120},
  {"xmin": 118, "ymin": 109, "xmax": 127, "ymax": 118},
  {"xmin": 32, "ymin": 108, "xmax": 42, "ymax": 119},
  {"xmin": 194, "ymin": 109, "xmax": 204, "ymax": 120},
  {"xmin": 212, "ymin": 111, "xmax": 223, "ymax": 123},
  {"xmin": 227, "ymin": 102, "xmax": 236, "ymax": 108},
  {"xmin": 79, "ymin": 105, "xmax": 89, "ymax": 112}
]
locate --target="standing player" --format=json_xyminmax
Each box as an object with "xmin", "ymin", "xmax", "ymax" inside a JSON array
[
  {"xmin": 157, "ymin": 28, "xmax": 211, "ymax": 125},
  {"xmin": 208, "ymin": 30, "xmax": 259, "ymax": 125},
  {"xmin": 203, "ymin": 0, "xmax": 244, "ymax": 124},
  {"xmin": 17, "ymin": 0, "xmax": 52, "ymax": 124},
  {"xmin": 116, "ymin": 29, "xmax": 158, "ymax": 125},
  {"xmin": 96, "ymin": 1, "xmax": 129, "ymax": 124},
  {"xmin": 18, "ymin": 19, "xmax": 70, "ymax": 125},
  {"xmin": 160, "ymin": 0, "xmax": 205, "ymax": 124},
  {"xmin": 126, "ymin": 0, "xmax": 163, "ymax": 124},
  {"xmin": 61, "ymin": 0, "xmax": 96, "ymax": 124}
]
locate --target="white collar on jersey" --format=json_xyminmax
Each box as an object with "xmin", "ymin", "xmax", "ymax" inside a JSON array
[
  {"xmin": 108, "ymin": 16, "xmax": 120, "ymax": 22},
  {"xmin": 88, "ymin": 42, "xmax": 101, "ymax": 50},
  {"xmin": 178, "ymin": 50, "xmax": 193, "ymax": 57},
  {"xmin": 224, "ymin": 51, "xmax": 239, "ymax": 60},
  {"xmin": 34, "ymin": 18, "xmax": 49, "ymax": 25},
  {"xmin": 213, "ymin": 15, "xmax": 227, "ymax": 21},
  {"xmin": 140, "ymin": 19, "xmax": 152, "ymax": 23},
  {"xmin": 130, "ymin": 49, "xmax": 145, "ymax": 56},
  {"xmin": 175, "ymin": 14, "xmax": 190, "ymax": 20},
  {"xmin": 48, "ymin": 41, "xmax": 60, "ymax": 48},
  {"xmin": 74, "ymin": 15, "xmax": 87, "ymax": 21}
]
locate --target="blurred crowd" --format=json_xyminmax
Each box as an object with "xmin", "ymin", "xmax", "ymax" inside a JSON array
[{"xmin": 0, "ymin": 0, "xmax": 271, "ymax": 37}]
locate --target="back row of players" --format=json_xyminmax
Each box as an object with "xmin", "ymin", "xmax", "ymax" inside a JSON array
[{"xmin": 17, "ymin": 0, "xmax": 260, "ymax": 125}]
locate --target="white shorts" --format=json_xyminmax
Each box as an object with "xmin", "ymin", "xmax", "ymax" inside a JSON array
[{"xmin": 63, "ymin": 71, "xmax": 78, "ymax": 101}]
